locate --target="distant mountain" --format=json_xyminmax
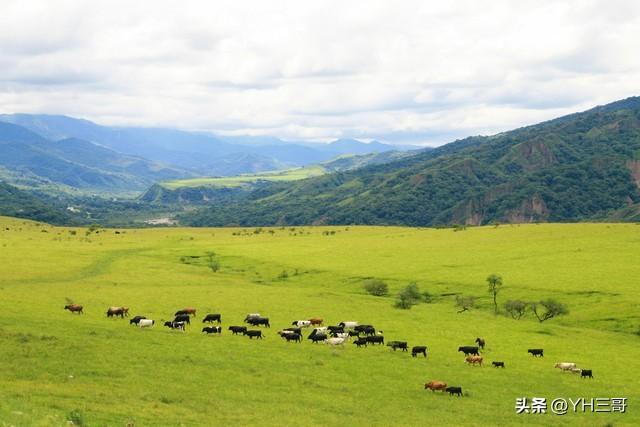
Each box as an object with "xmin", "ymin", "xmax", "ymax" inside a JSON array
[{"xmin": 181, "ymin": 96, "xmax": 640, "ymax": 226}]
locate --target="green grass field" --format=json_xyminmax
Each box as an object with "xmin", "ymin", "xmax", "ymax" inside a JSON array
[
  {"xmin": 0, "ymin": 217, "xmax": 639, "ymax": 426},
  {"xmin": 160, "ymin": 166, "xmax": 326, "ymax": 189}
]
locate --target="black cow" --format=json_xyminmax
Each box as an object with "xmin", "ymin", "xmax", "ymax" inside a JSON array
[
  {"xmin": 309, "ymin": 333, "xmax": 327, "ymax": 343},
  {"xmin": 492, "ymin": 361, "xmax": 505, "ymax": 368},
  {"xmin": 458, "ymin": 346, "xmax": 479, "ymax": 356},
  {"xmin": 244, "ymin": 330, "xmax": 263, "ymax": 339},
  {"xmin": 353, "ymin": 338, "xmax": 368, "ymax": 348},
  {"xmin": 247, "ymin": 317, "xmax": 270, "ymax": 328},
  {"xmin": 202, "ymin": 314, "xmax": 221, "ymax": 324},
  {"xmin": 387, "ymin": 341, "xmax": 408, "ymax": 352},
  {"xmin": 164, "ymin": 321, "xmax": 185, "ymax": 331},
  {"xmin": 348, "ymin": 330, "xmax": 360, "ymax": 337},
  {"xmin": 412, "ymin": 346, "xmax": 427, "ymax": 358},
  {"xmin": 528, "ymin": 349, "xmax": 544, "ymax": 357},
  {"xmin": 174, "ymin": 314, "xmax": 191, "ymax": 325},
  {"xmin": 445, "ymin": 386, "xmax": 463, "ymax": 397},
  {"xmin": 581, "ymin": 369, "xmax": 593, "ymax": 379},
  {"xmin": 475, "ymin": 337, "xmax": 485, "ymax": 350},
  {"xmin": 327, "ymin": 325, "xmax": 344, "ymax": 334},
  {"xmin": 284, "ymin": 327, "xmax": 302, "ymax": 335},
  {"xmin": 366, "ymin": 335, "xmax": 384, "ymax": 345},
  {"xmin": 228, "ymin": 326, "xmax": 247, "ymax": 335},
  {"xmin": 202, "ymin": 326, "xmax": 222, "ymax": 334},
  {"xmin": 129, "ymin": 315, "xmax": 146, "ymax": 325},
  {"xmin": 354, "ymin": 325, "xmax": 376, "ymax": 336},
  {"xmin": 283, "ymin": 333, "xmax": 301, "ymax": 343}
]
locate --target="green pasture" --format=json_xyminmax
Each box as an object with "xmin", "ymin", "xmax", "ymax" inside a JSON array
[{"xmin": 0, "ymin": 217, "xmax": 639, "ymax": 426}]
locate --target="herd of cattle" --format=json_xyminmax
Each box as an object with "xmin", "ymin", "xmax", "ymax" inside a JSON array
[{"xmin": 64, "ymin": 304, "xmax": 594, "ymax": 395}]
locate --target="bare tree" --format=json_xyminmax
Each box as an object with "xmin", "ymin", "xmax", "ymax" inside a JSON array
[
  {"xmin": 455, "ymin": 295, "xmax": 476, "ymax": 313},
  {"xmin": 531, "ymin": 299, "xmax": 568, "ymax": 322}
]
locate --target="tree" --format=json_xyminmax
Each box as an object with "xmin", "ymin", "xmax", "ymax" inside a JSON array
[
  {"xmin": 531, "ymin": 299, "xmax": 568, "ymax": 322},
  {"xmin": 205, "ymin": 251, "xmax": 219, "ymax": 272},
  {"xmin": 504, "ymin": 300, "xmax": 528, "ymax": 319},
  {"xmin": 394, "ymin": 282, "xmax": 421, "ymax": 309},
  {"xmin": 363, "ymin": 279, "xmax": 389, "ymax": 296},
  {"xmin": 486, "ymin": 274, "xmax": 503, "ymax": 314},
  {"xmin": 455, "ymin": 295, "xmax": 476, "ymax": 313}
]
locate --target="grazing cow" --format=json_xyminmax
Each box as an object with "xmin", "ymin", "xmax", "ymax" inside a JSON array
[
  {"xmin": 228, "ymin": 326, "xmax": 247, "ymax": 335},
  {"xmin": 106, "ymin": 306, "xmax": 129, "ymax": 318},
  {"xmin": 129, "ymin": 315, "xmax": 146, "ymax": 325},
  {"xmin": 387, "ymin": 341, "xmax": 408, "ymax": 352},
  {"xmin": 202, "ymin": 314, "xmax": 221, "ymax": 324},
  {"xmin": 348, "ymin": 330, "xmax": 360, "ymax": 337},
  {"xmin": 446, "ymin": 386, "xmax": 463, "ymax": 397},
  {"xmin": 554, "ymin": 362, "xmax": 577, "ymax": 372},
  {"xmin": 175, "ymin": 307, "xmax": 196, "ymax": 317},
  {"xmin": 338, "ymin": 321, "xmax": 358, "ymax": 329},
  {"xmin": 465, "ymin": 355, "xmax": 483, "ymax": 366},
  {"xmin": 202, "ymin": 326, "xmax": 222, "ymax": 334},
  {"xmin": 309, "ymin": 318, "xmax": 323, "ymax": 326},
  {"xmin": 64, "ymin": 304, "xmax": 83, "ymax": 314},
  {"xmin": 475, "ymin": 337, "xmax": 485, "ymax": 350},
  {"xmin": 353, "ymin": 338, "xmax": 368, "ymax": 348},
  {"xmin": 309, "ymin": 333, "xmax": 327, "ymax": 343},
  {"xmin": 284, "ymin": 327, "xmax": 302, "ymax": 334},
  {"xmin": 283, "ymin": 333, "xmax": 302, "ymax": 343},
  {"xmin": 528, "ymin": 349, "xmax": 544, "ymax": 357},
  {"xmin": 138, "ymin": 319, "xmax": 154, "ymax": 328},
  {"xmin": 164, "ymin": 321, "xmax": 185, "ymax": 331},
  {"xmin": 424, "ymin": 381, "xmax": 447, "ymax": 392},
  {"xmin": 412, "ymin": 346, "xmax": 427, "ymax": 358},
  {"xmin": 292, "ymin": 320, "xmax": 311, "ymax": 328},
  {"xmin": 366, "ymin": 335, "xmax": 384, "ymax": 345},
  {"xmin": 331, "ymin": 332, "xmax": 349, "ymax": 340},
  {"xmin": 327, "ymin": 325, "xmax": 344, "ymax": 334},
  {"xmin": 492, "ymin": 361, "xmax": 505, "ymax": 368},
  {"xmin": 244, "ymin": 313, "xmax": 261, "ymax": 323},
  {"xmin": 247, "ymin": 317, "xmax": 270, "ymax": 328},
  {"xmin": 458, "ymin": 346, "xmax": 479, "ymax": 356},
  {"xmin": 278, "ymin": 330, "xmax": 296, "ymax": 337},
  {"xmin": 325, "ymin": 337, "xmax": 346, "ymax": 347},
  {"xmin": 310, "ymin": 327, "xmax": 327, "ymax": 336},
  {"xmin": 355, "ymin": 325, "xmax": 376, "ymax": 336},
  {"xmin": 174, "ymin": 314, "xmax": 191, "ymax": 325},
  {"xmin": 581, "ymin": 369, "xmax": 593, "ymax": 379},
  {"xmin": 243, "ymin": 330, "xmax": 263, "ymax": 339}
]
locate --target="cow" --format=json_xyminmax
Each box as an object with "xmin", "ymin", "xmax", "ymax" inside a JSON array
[
  {"xmin": 528, "ymin": 349, "xmax": 544, "ymax": 357},
  {"xmin": 353, "ymin": 338, "xmax": 368, "ymax": 347},
  {"xmin": 202, "ymin": 314, "xmax": 221, "ymax": 324},
  {"xmin": 446, "ymin": 386, "xmax": 463, "ymax": 397},
  {"xmin": 338, "ymin": 321, "xmax": 358, "ymax": 329},
  {"xmin": 129, "ymin": 315, "xmax": 146, "ymax": 325},
  {"xmin": 292, "ymin": 320, "xmax": 311, "ymax": 328},
  {"xmin": 164, "ymin": 321, "xmax": 185, "ymax": 331},
  {"xmin": 284, "ymin": 327, "xmax": 302, "ymax": 335},
  {"xmin": 424, "ymin": 381, "xmax": 447, "ymax": 392},
  {"xmin": 387, "ymin": 341, "xmax": 408, "ymax": 352},
  {"xmin": 554, "ymin": 362, "xmax": 577, "ymax": 372},
  {"xmin": 458, "ymin": 346, "xmax": 479, "ymax": 356},
  {"xmin": 106, "ymin": 306, "xmax": 129, "ymax": 318},
  {"xmin": 492, "ymin": 361, "xmax": 505, "ymax": 368},
  {"xmin": 355, "ymin": 325, "xmax": 376, "ymax": 336},
  {"xmin": 309, "ymin": 318, "xmax": 323, "ymax": 326},
  {"xmin": 309, "ymin": 333, "xmax": 327, "ymax": 343},
  {"xmin": 412, "ymin": 346, "xmax": 427, "ymax": 358},
  {"xmin": 310, "ymin": 327, "xmax": 327, "ymax": 336},
  {"xmin": 247, "ymin": 317, "xmax": 270, "ymax": 327},
  {"xmin": 64, "ymin": 304, "xmax": 83, "ymax": 314},
  {"xmin": 325, "ymin": 337, "xmax": 346, "ymax": 347},
  {"xmin": 581, "ymin": 369, "xmax": 593, "ymax": 379},
  {"xmin": 244, "ymin": 313, "xmax": 261, "ymax": 323},
  {"xmin": 465, "ymin": 355, "xmax": 483, "ymax": 366},
  {"xmin": 244, "ymin": 330, "xmax": 263, "ymax": 339},
  {"xmin": 331, "ymin": 332, "xmax": 349, "ymax": 340},
  {"xmin": 327, "ymin": 325, "xmax": 344, "ymax": 334},
  {"xmin": 174, "ymin": 314, "xmax": 191, "ymax": 325},
  {"xmin": 138, "ymin": 319, "xmax": 154, "ymax": 328},
  {"xmin": 202, "ymin": 326, "xmax": 222, "ymax": 334},
  {"xmin": 348, "ymin": 330, "xmax": 360, "ymax": 337},
  {"xmin": 175, "ymin": 307, "xmax": 196, "ymax": 317},
  {"xmin": 366, "ymin": 335, "xmax": 384, "ymax": 345},
  {"xmin": 228, "ymin": 326, "xmax": 247, "ymax": 335},
  {"xmin": 475, "ymin": 337, "xmax": 485, "ymax": 350},
  {"xmin": 283, "ymin": 333, "xmax": 302, "ymax": 343}
]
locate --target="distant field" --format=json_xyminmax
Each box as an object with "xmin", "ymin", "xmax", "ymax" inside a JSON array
[
  {"xmin": 160, "ymin": 166, "xmax": 326, "ymax": 189},
  {"xmin": 0, "ymin": 218, "xmax": 639, "ymax": 426}
]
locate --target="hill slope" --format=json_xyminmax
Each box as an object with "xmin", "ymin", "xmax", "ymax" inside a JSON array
[{"xmin": 181, "ymin": 97, "xmax": 640, "ymax": 226}]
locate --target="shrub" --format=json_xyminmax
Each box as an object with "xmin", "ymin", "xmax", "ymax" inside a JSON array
[
  {"xmin": 504, "ymin": 300, "xmax": 528, "ymax": 319},
  {"xmin": 394, "ymin": 282, "xmax": 421, "ymax": 309},
  {"xmin": 531, "ymin": 299, "xmax": 569, "ymax": 322},
  {"xmin": 67, "ymin": 409, "xmax": 85, "ymax": 426},
  {"xmin": 363, "ymin": 279, "xmax": 389, "ymax": 296}
]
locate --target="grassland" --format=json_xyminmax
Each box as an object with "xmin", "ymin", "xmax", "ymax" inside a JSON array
[
  {"xmin": 0, "ymin": 217, "xmax": 639, "ymax": 426},
  {"xmin": 160, "ymin": 166, "xmax": 326, "ymax": 189}
]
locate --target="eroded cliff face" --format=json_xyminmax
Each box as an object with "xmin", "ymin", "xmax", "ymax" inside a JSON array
[{"xmin": 628, "ymin": 160, "xmax": 640, "ymax": 189}]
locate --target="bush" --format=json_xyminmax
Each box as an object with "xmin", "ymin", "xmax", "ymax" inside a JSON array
[
  {"xmin": 67, "ymin": 409, "xmax": 85, "ymax": 426},
  {"xmin": 394, "ymin": 282, "xmax": 421, "ymax": 309},
  {"xmin": 504, "ymin": 300, "xmax": 528, "ymax": 319},
  {"xmin": 363, "ymin": 279, "xmax": 389, "ymax": 296},
  {"xmin": 421, "ymin": 291, "xmax": 434, "ymax": 303}
]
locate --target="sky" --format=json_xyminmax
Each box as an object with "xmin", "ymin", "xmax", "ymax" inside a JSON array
[{"xmin": 1, "ymin": 0, "xmax": 639, "ymax": 146}]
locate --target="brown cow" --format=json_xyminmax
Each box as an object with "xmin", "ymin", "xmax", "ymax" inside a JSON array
[
  {"xmin": 175, "ymin": 307, "xmax": 197, "ymax": 317},
  {"xmin": 106, "ymin": 306, "xmax": 129, "ymax": 318},
  {"xmin": 64, "ymin": 304, "xmax": 83, "ymax": 314},
  {"xmin": 424, "ymin": 381, "xmax": 447, "ymax": 392},
  {"xmin": 309, "ymin": 318, "xmax": 323, "ymax": 326},
  {"xmin": 465, "ymin": 355, "xmax": 483, "ymax": 366}
]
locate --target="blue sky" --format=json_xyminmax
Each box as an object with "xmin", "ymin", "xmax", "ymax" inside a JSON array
[{"xmin": 1, "ymin": 0, "xmax": 639, "ymax": 145}]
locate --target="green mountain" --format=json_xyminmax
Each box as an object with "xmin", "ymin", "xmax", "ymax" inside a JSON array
[
  {"xmin": 181, "ymin": 97, "xmax": 640, "ymax": 226},
  {"xmin": 0, "ymin": 182, "xmax": 76, "ymax": 225}
]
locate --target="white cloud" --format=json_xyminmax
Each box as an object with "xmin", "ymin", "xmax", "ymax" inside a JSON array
[{"xmin": 0, "ymin": 0, "xmax": 639, "ymax": 145}]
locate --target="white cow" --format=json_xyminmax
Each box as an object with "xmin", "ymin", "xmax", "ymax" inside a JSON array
[
  {"xmin": 244, "ymin": 313, "xmax": 261, "ymax": 322},
  {"xmin": 333, "ymin": 332, "xmax": 350, "ymax": 340},
  {"xmin": 138, "ymin": 319, "xmax": 154, "ymax": 328},
  {"xmin": 325, "ymin": 337, "xmax": 346, "ymax": 347},
  {"xmin": 292, "ymin": 320, "xmax": 312, "ymax": 328},
  {"xmin": 339, "ymin": 321, "xmax": 358, "ymax": 329},
  {"xmin": 554, "ymin": 362, "xmax": 577, "ymax": 371},
  {"xmin": 311, "ymin": 327, "xmax": 328, "ymax": 335}
]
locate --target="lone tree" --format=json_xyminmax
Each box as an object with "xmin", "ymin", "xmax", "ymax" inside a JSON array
[
  {"xmin": 504, "ymin": 299, "xmax": 528, "ymax": 319},
  {"xmin": 394, "ymin": 282, "xmax": 421, "ymax": 309},
  {"xmin": 486, "ymin": 274, "xmax": 503, "ymax": 314},
  {"xmin": 455, "ymin": 295, "xmax": 476, "ymax": 313},
  {"xmin": 205, "ymin": 251, "xmax": 220, "ymax": 272},
  {"xmin": 531, "ymin": 299, "xmax": 568, "ymax": 322}
]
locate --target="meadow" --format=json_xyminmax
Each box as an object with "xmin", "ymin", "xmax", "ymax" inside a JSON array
[{"xmin": 0, "ymin": 217, "xmax": 639, "ymax": 426}]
